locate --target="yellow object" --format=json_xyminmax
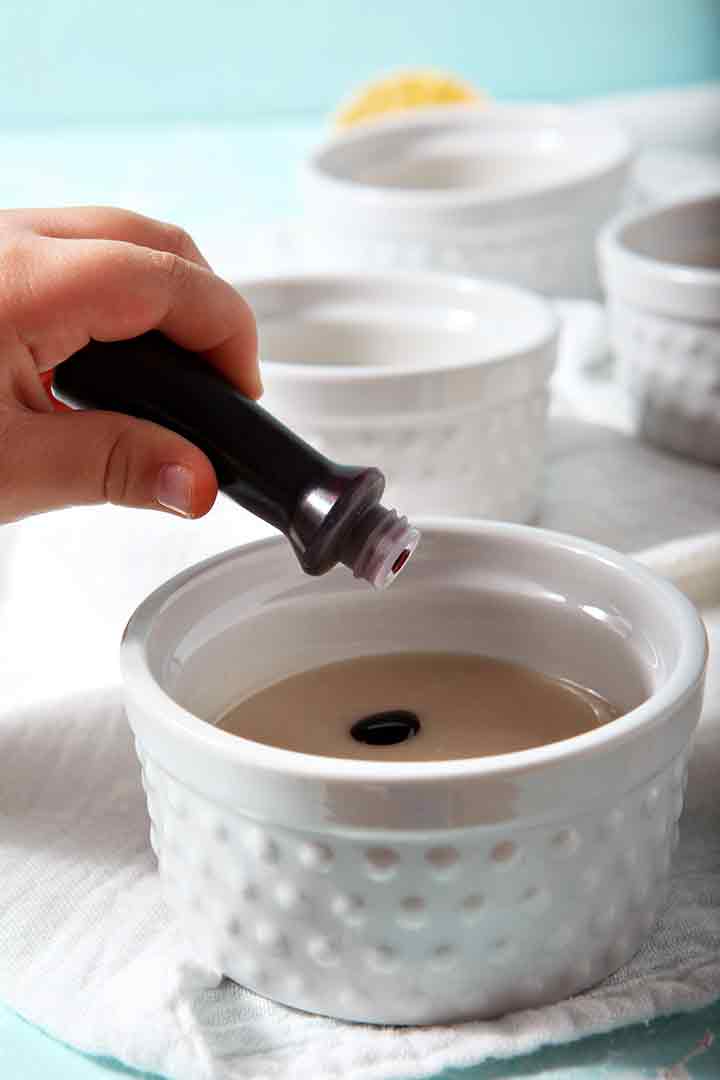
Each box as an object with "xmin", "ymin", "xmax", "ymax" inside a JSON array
[{"xmin": 335, "ymin": 70, "xmax": 485, "ymax": 128}]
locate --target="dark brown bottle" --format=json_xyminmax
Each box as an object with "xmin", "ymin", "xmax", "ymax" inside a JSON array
[{"xmin": 53, "ymin": 332, "xmax": 419, "ymax": 588}]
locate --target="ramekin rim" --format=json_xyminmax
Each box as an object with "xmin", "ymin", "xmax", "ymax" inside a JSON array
[
  {"xmin": 234, "ymin": 269, "xmax": 559, "ymax": 382},
  {"xmin": 120, "ymin": 519, "xmax": 708, "ymax": 785},
  {"xmin": 598, "ymin": 192, "xmax": 720, "ymax": 294},
  {"xmin": 303, "ymin": 103, "xmax": 633, "ymax": 210}
]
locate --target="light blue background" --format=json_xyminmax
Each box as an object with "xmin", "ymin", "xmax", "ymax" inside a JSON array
[{"xmin": 0, "ymin": 0, "xmax": 718, "ymax": 127}]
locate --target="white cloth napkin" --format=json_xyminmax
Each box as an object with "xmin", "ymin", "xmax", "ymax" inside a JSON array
[{"xmin": 1, "ymin": 552, "xmax": 720, "ymax": 1080}]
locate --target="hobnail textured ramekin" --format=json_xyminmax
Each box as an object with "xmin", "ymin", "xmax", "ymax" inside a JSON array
[
  {"xmin": 302, "ymin": 105, "xmax": 631, "ymax": 298},
  {"xmin": 599, "ymin": 194, "xmax": 720, "ymax": 464},
  {"xmin": 236, "ymin": 272, "xmax": 558, "ymax": 522},
  {"xmin": 121, "ymin": 519, "xmax": 707, "ymax": 1025}
]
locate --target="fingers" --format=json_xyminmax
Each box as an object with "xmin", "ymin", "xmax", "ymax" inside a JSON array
[
  {"xmin": 0, "ymin": 207, "xmax": 262, "ymax": 525},
  {"xmin": 0, "ymin": 206, "xmax": 211, "ymax": 269},
  {"xmin": 0, "ymin": 409, "xmax": 219, "ymax": 523},
  {"xmin": 6, "ymin": 233, "xmax": 261, "ymax": 398}
]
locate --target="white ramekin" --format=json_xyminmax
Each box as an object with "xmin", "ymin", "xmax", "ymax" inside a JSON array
[
  {"xmin": 630, "ymin": 149, "xmax": 720, "ymax": 207},
  {"xmin": 237, "ymin": 271, "xmax": 558, "ymax": 522},
  {"xmin": 121, "ymin": 519, "xmax": 707, "ymax": 1025},
  {"xmin": 598, "ymin": 194, "xmax": 720, "ymax": 464},
  {"xmin": 302, "ymin": 105, "xmax": 632, "ymax": 298}
]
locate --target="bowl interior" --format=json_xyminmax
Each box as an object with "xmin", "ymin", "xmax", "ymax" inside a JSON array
[
  {"xmin": 240, "ymin": 275, "xmax": 555, "ymax": 372},
  {"xmin": 349, "ymin": 131, "xmax": 577, "ymax": 193},
  {"xmin": 138, "ymin": 526, "xmax": 685, "ymax": 747},
  {"xmin": 619, "ymin": 195, "xmax": 720, "ymax": 271},
  {"xmin": 312, "ymin": 108, "xmax": 629, "ymax": 199}
]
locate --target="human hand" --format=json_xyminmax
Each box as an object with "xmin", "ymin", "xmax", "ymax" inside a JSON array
[{"xmin": 0, "ymin": 206, "xmax": 259, "ymax": 524}]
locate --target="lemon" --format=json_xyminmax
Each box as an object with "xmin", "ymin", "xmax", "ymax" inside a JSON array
[{"xmin": 335, "ymin": 69, "xmax": 485, "ymax": 129}]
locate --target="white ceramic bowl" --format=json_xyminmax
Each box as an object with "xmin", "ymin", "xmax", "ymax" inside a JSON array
[
  {"xmin": 122, "ymin": 519, "xmax": 706, "ymax": 1025},
  {"xmin": 630, "ymin": 149, "xmax": 720, "ymax": 207},
  {"xmin": 599, "ymin": 194, "xmax": 720, "ymax": 463},
  {"xmin": 238, "ymin": 271, "xmax": 558, "ymax": 522},
  {"xmin": 302, "ymin": 105, "xmax": 632, "ymax": 298},
  {"xmin": 579, "ymin": 83, "xmax": 720, "ymax": 157}
]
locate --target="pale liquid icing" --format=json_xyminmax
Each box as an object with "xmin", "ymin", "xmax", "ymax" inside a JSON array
[{"xmin": 216, "ymin": 652, "xmax": 621, "ymax": 761}]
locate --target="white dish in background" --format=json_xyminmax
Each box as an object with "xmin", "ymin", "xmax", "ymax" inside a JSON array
[
  {"xmin": 121, "ymin": 518, "xmax": 707, "ymax": 1025},
  {"xmin": 598, "ymin": 194, "xmax": 720, "ymax": 464},
  {"xmin": 236, "ymin": 271, "xmax": 558, "ymax": 522},
  {"xmin": 635, "ymin": 530, "xmax": 720, "ymax": 608},
  {"xmin": 630, "ymin": 148, "xmax": 720, "ymax": 207},
  {"xmin": 301, "ymin": 105, "xmax": 631, "ymax": 299},
  {"xmin": 579, "ymin": 83, "xmax": 720, "ymax": 157},
  {"xmin": 207, "ymin": 220, "xmax": 635, "ymax": 437},
  {"xmin": 577, "ymin": 84, "xmax": 720, "ymax": 212}
]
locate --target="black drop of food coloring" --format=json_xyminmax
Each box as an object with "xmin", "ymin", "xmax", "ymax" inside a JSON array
[{"xmin": 350, "ymin": 710, "xmax": 421, "ymax": 746}]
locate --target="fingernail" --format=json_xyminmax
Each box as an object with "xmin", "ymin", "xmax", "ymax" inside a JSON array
[{"xmin": 156, "ymin": 464, "xmax": 193, "ymax": 517}]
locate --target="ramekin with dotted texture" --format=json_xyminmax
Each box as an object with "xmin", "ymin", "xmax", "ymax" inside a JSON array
[
  {"xmin": 302, "ymin": 105, "xmax": 631, "ymax": 298},
  {"xmin": 236, "ymin": 271, "xmax": 558, "ymax": 523},
  {"xmin": 121, "ymin": 519, "xmax": 706, "ymax": 1024},
  {"xmin": 599, "ymin": 194, "xmax": 720, "ymax": 464}
]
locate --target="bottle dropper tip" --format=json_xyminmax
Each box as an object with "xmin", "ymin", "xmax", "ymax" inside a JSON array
[{"xmin": 353, "ymin": 511, "xmax": 421, "ymax": 590}]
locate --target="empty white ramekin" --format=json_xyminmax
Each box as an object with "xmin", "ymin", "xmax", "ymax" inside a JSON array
[
  {"xmin": 302, "ymin": 105, "xmax": 632, "ymax": 297},
  {"xmin": 237, "ymin": 272, "xmax": 558, "ymax": 522},
  {"xmin": 122, "ymin": 519, "xmax": 706, "ymax": 1025},
  {"xmin": 599, "ymin": 194, "xmax": 720, "ymax": 463}
]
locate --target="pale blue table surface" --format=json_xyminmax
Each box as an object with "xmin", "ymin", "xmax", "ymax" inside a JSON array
[
  {"xmin": 3, "ymin": 999, "xmax": 720, "ymax": 1079},
  {"xmin": 1, "ymin": 118, "xmax": 720, "ymax": 1079}
]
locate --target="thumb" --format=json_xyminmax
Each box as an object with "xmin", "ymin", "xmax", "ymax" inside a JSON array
[{"xmin": 0, "ymin": 410, "xmax": 218, "ymax": 523}]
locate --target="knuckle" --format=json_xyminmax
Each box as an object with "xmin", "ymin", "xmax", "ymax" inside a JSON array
[
  {"xmin": 159, "ymin": 221, "xmax": 197, "ymax": 262},
  {"xmin": 0, "ymin": 232, "xmax": 39, "ymax": 312},
  {"xmin": 102, "ymin": 425, "xmax": 134, "ymax": 506},
  {"xmin": 99, "ymin": 205, "xmax": 145, "ymax": 234},
  {"xmin": 0, "ymin": 230, "xmax": 35, "ymax": 275},
  {"xmin": 149, "ymin": 247, "xmax": 191, "ymax": 288},
  {"xmin": 0, "ymin": 413, "xmax": 27, "ymax": 520}
]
